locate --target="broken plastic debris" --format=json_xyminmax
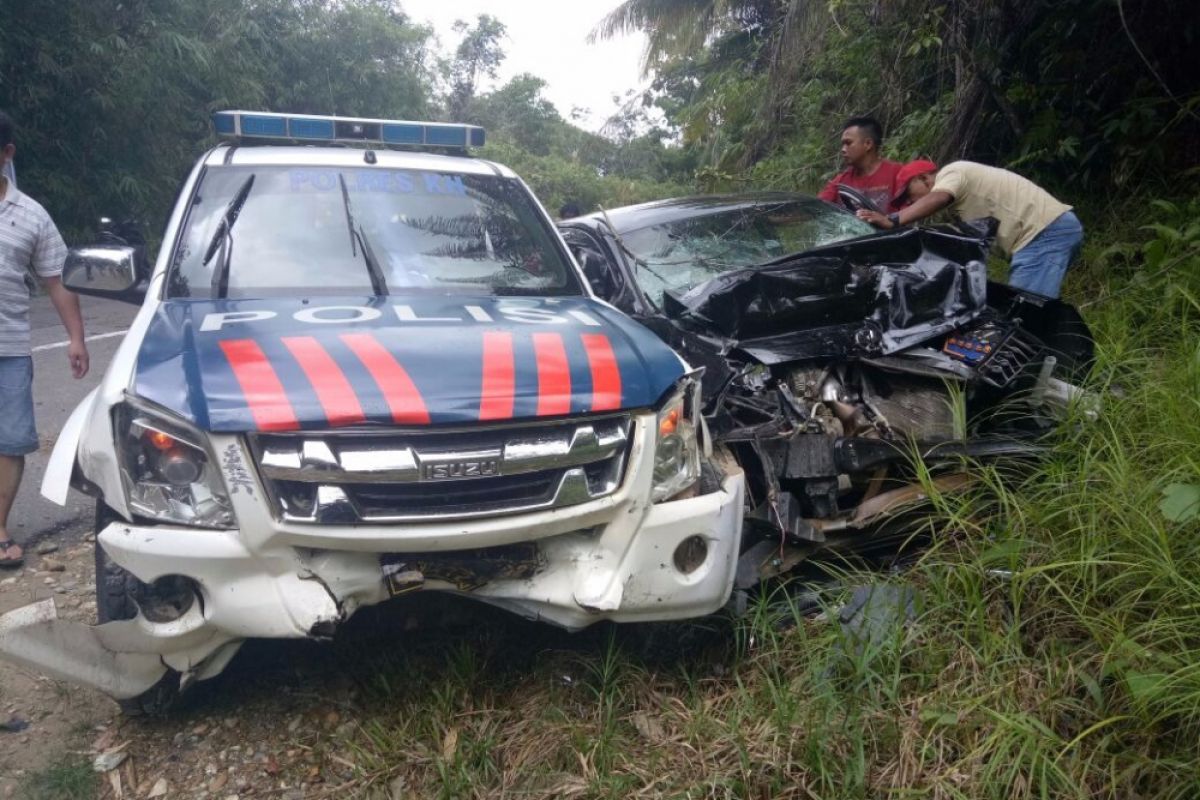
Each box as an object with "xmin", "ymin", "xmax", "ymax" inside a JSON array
[
  {"xmin": 837, "ymin": 584, "xmax": 919, "ymax": 654},
  {"xmin": 92, "ymin": 746, "xmax": 130, "ymax": 772}
]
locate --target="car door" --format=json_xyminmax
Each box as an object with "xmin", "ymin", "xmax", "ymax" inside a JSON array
[{"xmin": 559, "ymin": 226, "xmax": 643, "ymax": 315}]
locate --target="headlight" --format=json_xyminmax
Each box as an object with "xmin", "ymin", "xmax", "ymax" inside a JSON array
[
  {"xmin": 652, "ymin": 374, "xmax": 703, "ymax": 502},
  {"xmin": 114, "ymin": 402, "xmax": 236, "ymax": 529}
]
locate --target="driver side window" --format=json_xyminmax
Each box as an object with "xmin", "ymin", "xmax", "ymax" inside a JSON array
[{"xmin": 561, "ymin": 228, "xmax": 620, "ymax": 303}]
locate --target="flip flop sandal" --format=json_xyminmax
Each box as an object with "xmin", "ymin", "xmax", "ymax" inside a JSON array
[{"xmin": 0, "ymin": 539, "xmax": 24, "ymax": 568}]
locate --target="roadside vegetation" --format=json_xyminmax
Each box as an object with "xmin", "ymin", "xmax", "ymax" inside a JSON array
[{"xmin": 4, "ymin": 0, "xmax": 1199, "ymax": 797}]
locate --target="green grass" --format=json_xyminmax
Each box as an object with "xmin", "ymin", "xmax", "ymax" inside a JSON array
[{"xmin": 20, "ymin": 758, "xmax": 96, "ymax": 800}]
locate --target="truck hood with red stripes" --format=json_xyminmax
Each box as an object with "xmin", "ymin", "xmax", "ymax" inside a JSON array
[{"xmin": 132, "ymin": 295, "xmax": 686, "ymax": 432}]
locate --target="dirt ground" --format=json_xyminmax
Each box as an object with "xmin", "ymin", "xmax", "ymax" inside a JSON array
[
  {"xmin": 0, "ymin": 521, "xmax": 117, "ymax": 798},
  {"xmin": 0, "ymin": 521, "xmax": 414, "ymax": 800}
]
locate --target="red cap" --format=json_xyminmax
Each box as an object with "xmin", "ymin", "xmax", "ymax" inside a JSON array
[{"xmin": 896, "ymin": 159, "xmax": 938, "ymax": 195}]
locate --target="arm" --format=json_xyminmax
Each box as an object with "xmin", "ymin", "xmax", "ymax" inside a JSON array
[
  {"xmin": 817, "ymin": 175, "xmax": 842, "ymax": 203},
  {"xmin": 856, "ymin": 191, "xmax": 954, "ymax": 229},
  {"xmin": 43, "ymin": 275, "xmax": 89, "ymax": 378}
]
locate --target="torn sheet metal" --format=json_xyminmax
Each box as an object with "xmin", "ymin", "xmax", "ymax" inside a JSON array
[
  {"xmin": 662, "ymin": 225, "xmax": 993, "ymax": 360},
  {"xmin": 873, "ymin": 256, "xmax": 987, "ymax": 352}
]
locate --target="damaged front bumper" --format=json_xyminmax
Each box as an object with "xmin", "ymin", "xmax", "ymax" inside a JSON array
[{"xmin": 0, "ymin": 465, "xmax": 744, "ymax": 699}]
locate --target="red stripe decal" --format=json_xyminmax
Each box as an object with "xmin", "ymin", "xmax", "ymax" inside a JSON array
[
  {"xmin": 533, "ymin": 332, "xmax": 571, "ymax": 416},
  {"xmin": 340, "ymin": 333, "xmax": 430, "ymax": 425},
  {"xmin": 281, "ymin": 336, "xmax": 365, "ymax": 427},
  {"xmin": 581, "ymin": 334, "xmax": 621, "ymax": 411},
  {"xmin": 479, "ymin": 331, "xmax": 515, "ymax": 421},
  {"xmin": 218, "ymin": 339, "xmax": 299, "ymax": 431}
]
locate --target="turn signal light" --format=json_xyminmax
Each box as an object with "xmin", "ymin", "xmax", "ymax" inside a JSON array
[{"xmin": 146, "ymin": 430, "xmax": 175, "ymax": 451}]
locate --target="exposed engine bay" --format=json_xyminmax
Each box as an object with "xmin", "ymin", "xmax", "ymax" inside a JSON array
[{"xmin": 654, "ymin": 222, "xmax": 1095, "ymax": 585}]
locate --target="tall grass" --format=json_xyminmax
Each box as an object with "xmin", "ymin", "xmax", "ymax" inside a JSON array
[{"xmin": 242, "ymin": 198, "xmax": 1200, "ymax": 798}]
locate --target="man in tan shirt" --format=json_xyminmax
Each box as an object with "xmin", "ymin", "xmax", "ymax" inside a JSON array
[{"xmin": 856, "ymin": 160, "xmax": 1084, "ymax": 298}]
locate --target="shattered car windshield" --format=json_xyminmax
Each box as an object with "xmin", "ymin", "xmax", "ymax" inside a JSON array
[
  {"xmin": 620, "ymin": 199, "xmax": 873, "ymax": 305},
  {"xmin": 168, "ymin": 165, "xmax": 579, "ymax": 298}
]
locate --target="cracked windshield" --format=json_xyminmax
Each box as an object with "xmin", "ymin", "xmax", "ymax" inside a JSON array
[
  {"xmin": 168, "ymin": 165, "xmax": 576, "ymax": 298},
  {"xmin": 620, "ymin": 199, "xmax": 872, "ymax": 305}
]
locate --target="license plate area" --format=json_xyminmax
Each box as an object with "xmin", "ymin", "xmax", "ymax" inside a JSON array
[{"xmin": 381, "ymin": 543, "xmax": 542, "ymax": 595}]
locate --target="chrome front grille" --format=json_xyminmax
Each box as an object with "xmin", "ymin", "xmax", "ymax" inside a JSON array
[{"xmin": 251, "ymin": 415, "xmax": 632, "ymax": 523}]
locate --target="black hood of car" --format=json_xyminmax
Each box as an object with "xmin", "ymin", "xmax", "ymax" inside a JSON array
[{"xmin": 660, "ymin": 223, "xmax": 996, "ymax": 363}]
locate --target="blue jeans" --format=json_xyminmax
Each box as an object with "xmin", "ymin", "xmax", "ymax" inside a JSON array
[
  {"xmin": 0, "ymin": 356, "xmax": 36, "ymax": 456},
  {"xmin": 1008, "ymin": 211, "xmax": 1084, "ymax": 299}
]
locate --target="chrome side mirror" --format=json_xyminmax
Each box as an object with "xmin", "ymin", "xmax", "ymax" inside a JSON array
[{"xmin": 63, "ymin": 246, "xmax": 145, "ymax": 303}]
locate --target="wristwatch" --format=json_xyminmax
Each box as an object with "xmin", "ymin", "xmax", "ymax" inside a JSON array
[{"xmin": 887, "ymin": 212, "xmax": 901, "ymax": 228}]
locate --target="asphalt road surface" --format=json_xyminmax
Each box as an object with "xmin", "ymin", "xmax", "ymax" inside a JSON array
[{"xmin": 9, "ymin": 293, "xmax": 137, "ymax": 546}]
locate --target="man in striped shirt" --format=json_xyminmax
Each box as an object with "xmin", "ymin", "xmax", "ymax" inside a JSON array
[{"xmin": 0, "ymin": 111, "xmax": 89, "ymax": 567}]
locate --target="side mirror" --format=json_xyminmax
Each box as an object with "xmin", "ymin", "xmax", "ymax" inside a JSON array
[{"xmin": 63, "ymin": 245, "xmax": 147, "ymax": 304}]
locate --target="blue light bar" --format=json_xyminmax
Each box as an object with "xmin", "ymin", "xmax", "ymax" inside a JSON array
[{"xmin": 212, "ymin": 111, "xmax": 485, "ymax": 151}]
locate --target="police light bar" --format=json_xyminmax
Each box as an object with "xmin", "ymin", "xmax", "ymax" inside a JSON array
[{"xmin": 212, "ymin": 111, "xmax": 486, "ymax": 150}]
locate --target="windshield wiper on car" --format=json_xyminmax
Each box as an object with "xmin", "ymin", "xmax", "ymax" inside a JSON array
[
  {"xmin": 203, "ymin": 173, "xmax": 255, "ymax": 299},
  {"xmin": 338, "ymin": 173, "xmax": 388, "ymax": 295}
]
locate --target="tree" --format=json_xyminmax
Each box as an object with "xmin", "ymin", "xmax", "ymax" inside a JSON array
[
  {"xmin": 595, "ymin": 0, "xmax": 1200, "ymax": 194},
  {"xmin": 0, "ymin": 0, "xmax": 437, "ymax": 236},
  {"xmin": 470, "ymin": 74, "xmax": 561, "ymax": 155},
  {"xmin": 446, "ymin": 14, "xmax": 507, "ymax": 121}
]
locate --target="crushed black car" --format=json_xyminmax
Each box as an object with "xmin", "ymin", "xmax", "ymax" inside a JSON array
[{"xmin": 559, "ymin": 193, "xmax": 1094, "ymax": 585}]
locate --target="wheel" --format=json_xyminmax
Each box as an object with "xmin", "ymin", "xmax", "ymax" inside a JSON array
[
  {"xmin": 117, "ymin": 670, "xmax": 183, "ymax": 717},
  {"xmin": 93, "ymin": 502, "xmax": 182, "ymax": 715},
  {"xmin": 93, "ymin": 502, "xmax": 142, "ymax": 624}
]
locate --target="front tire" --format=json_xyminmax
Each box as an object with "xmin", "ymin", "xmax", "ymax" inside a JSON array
[{"xmin": 93, "ymin": 502, "xmax": 181, "ymax": 715}]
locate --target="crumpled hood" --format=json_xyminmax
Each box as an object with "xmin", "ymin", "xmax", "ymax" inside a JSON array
[
  {"xmin": 133, "ymin": 295, "xmax": 684, "ymax": 432},
  {"xmin": 661, "ymin": 224, "xmax": 992, "ymax": 362}
]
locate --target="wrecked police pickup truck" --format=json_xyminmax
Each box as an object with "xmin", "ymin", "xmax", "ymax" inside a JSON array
[
  {"xmin": 0, "ymin": 112, "xmax": 744, "ymax": 713},
  {"xmin": 560, "ymin": 193, "xmax": 1094, "ymax": 587}
]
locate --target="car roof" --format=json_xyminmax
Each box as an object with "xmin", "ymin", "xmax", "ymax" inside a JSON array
[
  {"xmin": 566, "ymin": 192, "xmax": 841, "ymax": 233},
  {"xmin": 201, "ymin": 143, "xmax": 516, "ymax": 178}
]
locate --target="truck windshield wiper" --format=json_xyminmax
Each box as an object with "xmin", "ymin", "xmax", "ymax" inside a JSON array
[
  {"xmin": 204, "ymin": 173, "xmax": 256, "ymax": 299},
  {"xmin": 338, "ymin": 173, "xmax": 388, "ymax": 295}
]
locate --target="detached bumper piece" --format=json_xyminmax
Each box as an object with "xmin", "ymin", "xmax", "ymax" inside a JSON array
[{"xmin": 0, "ymin": 600, "xmax": 180, "ymax": 699}]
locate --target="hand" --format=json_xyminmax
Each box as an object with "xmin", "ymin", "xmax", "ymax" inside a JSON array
[
  {"xmin": 67, "ymin": 339, "xmax": 89, "ymax": 379},
  {"xmin": 856, "ymin": 209, "xmax": 892, "ymax": 228}
]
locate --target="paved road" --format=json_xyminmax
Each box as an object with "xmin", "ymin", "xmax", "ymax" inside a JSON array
[{"xmin": 9, "ymin": 293, "xmax": 137, "ymax": 545}]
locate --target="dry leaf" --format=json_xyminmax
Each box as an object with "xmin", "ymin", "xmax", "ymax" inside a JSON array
[
  {"xmin": 442, "ymin": 728, "xmax": 459, "ymax": 761},
  {"xmin": 631, "ymin": 711, "xmax": 666, "ymax": 743},
  {"xmin": 106, "ymin": 769, "xmax": 123, "ymax": 799},
  {"xmin": 91, "ymin": 727, "xmax": 118, "ymax": 752},
  {"xmin": 329, "ymin": 753, "xmax": 357, "ymax": 770}
]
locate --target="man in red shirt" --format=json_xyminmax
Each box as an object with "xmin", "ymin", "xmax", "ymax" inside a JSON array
[{"xmin": 817, "ymin": 116, "xmax": 904, "ymax": 212}]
